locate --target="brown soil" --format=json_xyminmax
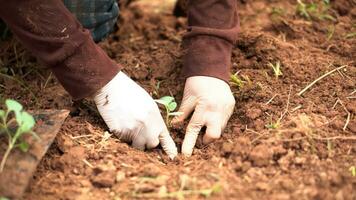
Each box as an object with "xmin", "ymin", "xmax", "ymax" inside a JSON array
[{"xmin": 0, "ymin": 0, "xmax": 355, "ymax": 199}]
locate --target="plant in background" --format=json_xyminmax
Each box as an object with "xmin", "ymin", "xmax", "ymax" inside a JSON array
[
  {"xmin": 154, "ymin": 96, "xmax": 182, "ymax": 125},
  {"xmin": 296, "ymin": 0, "xmax": 335, "ymax": 21},
  {"xmin": 268, "ymin": 61, "xmax": 283, "ymax": 79},
  {"xmin": 350, "ymin": 166, "xmax": 356, "ymax": 177},
  {"xmin": 265, "ymin": 120, "xmax": 281, "ymax": 130},
  {"xmin": 0, "ymin": 99, "xmax": 38, "ymax": 172}
]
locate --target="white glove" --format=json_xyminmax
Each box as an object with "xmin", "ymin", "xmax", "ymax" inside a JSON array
[
  {"xmin": 172, "ymin": 76, "xmax": 235, "ymax": 156},
  {"xmin": 94, "ymin": 71, "xmax": 178, "ymax": 159}
]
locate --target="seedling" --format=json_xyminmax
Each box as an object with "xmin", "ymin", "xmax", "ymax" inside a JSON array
[
  {"xmin": 230, "ymin": 72, "xmax": 245, "ymax": 88},
  {"xmin": 296, "ymin": 0, "xmax": 317, "ymax": 20},
  {"xmin": 154, "ymin": 96, "xmax": 182, "ymax": 125},
  {"xmin": 296, "ymin": 0, "xmax": 335, "ymax": 21},
  {"xmin": 0, "ymin": 99, "xmax": 38, "ymax": 172},
  {"xmin": 265, "ymin": 120, "xmax": 280, "ymax": 130},
  {"xmin": 268, "ymin": 61, "xmax": 283, "ymax": 79}
]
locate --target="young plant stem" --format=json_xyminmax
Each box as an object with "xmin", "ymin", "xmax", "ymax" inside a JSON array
[
  {"xmin": 165, "ymin": 107, "xmax": 170, "ymax": 127},
  {"xmin": 0, "ymin": 140, "xmax": 14, "ymax": 172}
]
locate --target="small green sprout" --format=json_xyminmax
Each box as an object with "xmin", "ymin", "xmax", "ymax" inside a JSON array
[
  {"xmin": 0, "ymin": 99, "xmax": 38, "ymax": 172},
  {"xmin": 268, "ymin": 61, "xmax": 283, "ymax": 79},
  {"xmin": 296, "ymin": 0, "xmax": 335, "ymax": 21},
  {"xmin": 230, "ymin": 72, "xmax": 245, "ymax": 88},
  {"xmin": 265, "ymin": 121, "xmax": 280, "ymax": 130},
  {"xmin": 154, "ymin": 96, "xmax": 182, "ymax": 125},
  {"xmin": 296, "ymin": 0, "xmax": 317, "ymax": 20},
  {"xmin": 271, "ymin": 7, "xmax": 285, "ymax": 17},
  {"xmin": 350, "ymin": 166, "xmax": 356, "ymax": 177},
  {"xmin": 0, "ymin": 197, "xmax": 10, "ymax": 200}
]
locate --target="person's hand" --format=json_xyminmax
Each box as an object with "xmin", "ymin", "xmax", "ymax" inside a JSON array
[
  {"xmin": 94, "ymin": 71, "xmax": 178, "ymax": 159},
  {"xmin": 172, "ymin": 76, "xmax": 235, "ymax": 156}
]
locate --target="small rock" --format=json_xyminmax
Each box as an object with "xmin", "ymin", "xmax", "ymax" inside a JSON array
[
  {"xmin": 246, "ymin": 108, "xmax": 262, "ymax": 120},
  {"xmin": 328, "ymin": 171, "xmax": 343, "ymax": 186},
  {"xmin": 294, "ymin": 156, "xmax": 306, "ymax": 165},
  {"xmin": 116, "ymin": 171, "xmax": 126, "ymax": 182},
  {"xmin": 222, "ymin": 142, "xmax": 234, "ymax": 154},
  {"xmin": 56, "ymin": 134, "xmax": 74, "ymax": 153},
  {"xmin": 255, "ymin": 182, "xmax": 270, "ymax": 191},
  {"xmin": 347, "ymin": 120, "xmax": 356, "ymax": 133},
  {"xmin": 249, "ymin": 144, "xmax": 273, "ymax": 167},
  {"xmin": 279, "ymin": 179, "xmax": 294, "ymax": 191},
  {"xmin": 241, "ymin": 161, "xmax": 251, "ymax": 173},
  {"xmin": 91, "ymin": 170, "xmax": 116, "ymax": 188}
]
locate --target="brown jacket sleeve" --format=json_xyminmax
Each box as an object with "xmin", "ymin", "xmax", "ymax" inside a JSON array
[
  {"xmin": 0, "ymin": 0, "xmax": 120, "ymax": 100},
  {"xmin": 182, "ymin": 0, "xmax": 239, "ymax": 82}
]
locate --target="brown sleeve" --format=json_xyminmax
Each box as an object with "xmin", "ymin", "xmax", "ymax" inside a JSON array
[
  {"xmin": 182, "ymin": 0, "xmax": 239, "ymax": 82},
  {"xmin": 0, "ymin": 0, "xmax": 120, "ymax": 100}
]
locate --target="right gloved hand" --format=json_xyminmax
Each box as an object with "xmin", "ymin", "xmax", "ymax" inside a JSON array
[{"xmin": 94, "ymin": 71, "xmax": 178, "ymax": 159}]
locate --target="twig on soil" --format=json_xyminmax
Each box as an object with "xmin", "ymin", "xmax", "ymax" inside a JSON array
[
  {"xmin": 82, "ymin": 159, "xmax": 94, "ymax": 168},
  {"xmin": 265, "ymin": 94, "xmax": 278, "ymax": 105},
  {"xmin": 297, "ymin": 65, "xmax": 347, "ymax": 96},
  {"xmin": 332, "ymin": 98, "xmax": 351, "ymax": 131},
  {"xmin": 277, "ymin": 135, "xmax": 356, "ymax": 142},
  {"xmin": 332, "ymin": 98, "xmax": 341, "ymax": 109},
  {"xmin": 278, "ymin": 85, "xmax": 292, "ymax": 122},
  {"xmin": 291, "ymin": 105, "xmax": 302, "ymax": 112}
]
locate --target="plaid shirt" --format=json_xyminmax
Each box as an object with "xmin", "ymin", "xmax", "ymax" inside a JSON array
[{"xmin": 63, "ymin": 0, "xmax": 119, "ymax": 42}]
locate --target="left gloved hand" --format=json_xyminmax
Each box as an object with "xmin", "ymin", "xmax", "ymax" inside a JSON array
[{"xmin": 172, "ymin": 76, "xmax": 235, "ymax": 156}]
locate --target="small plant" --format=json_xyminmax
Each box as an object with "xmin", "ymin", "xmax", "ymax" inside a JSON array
[
  {"xmin": 268, "ymin": 61, "xmax": 283, "ymax": 79},
  {"xmin": 0, "ymin": 99, "xmax": 38, "ymax": 172},
  {"xmin": 154, "ymin": 96, "xmax": 182, "ymax": 125},
  {"xmin": 271, "ymin": 7, "xmax": 285, "ymax": 17},
  {"xmin": 350, "ymin": 166, "xmax": 356, "ymax": 177},
  {"xmin": 230, "ymin": 72, "xmax": 245, "ymax": 88},
  {"xmin": 296, "ymin": 0, "xmax": 335, "ymax": 21},
  {"xmin": 296, "ymin": 0, "xmax": 317, "ymax": 20},
  {"xmin": 266, "ymin": 120, "xmax": 280, "ymax": 130}
]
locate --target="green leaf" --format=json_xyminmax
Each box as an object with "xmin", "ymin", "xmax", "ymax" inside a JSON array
[
  {"xmin": 18, "ymin": 111, "xmax": 35, "ymax": 133},
  {"xmin": 155, "ymin": 96, "xmax": 174, "ymax": 106},
  {"xmin": 0, "ymin": 197, "xmax": 10, "ymax": 200},
  {"xmin": 5, "ymin": 99, "xmax": 23, "ymax": 113},
  {"xmin": 18, "ymin": 141, "xmax": 29, "ymax": 152},
  {"xmin": 167, "ymin": 102, "xmax": 177, "ymax": 112}
]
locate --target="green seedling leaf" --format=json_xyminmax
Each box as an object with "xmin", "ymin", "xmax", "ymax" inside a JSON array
[
  {"xmin": 18, "ymin": 141, "xmax": 29, "ymax": 152},
  {"xmin": 230, "ymin": 73, "xmax": 245, "ymax": 88},
  {"xmin": 0, "ymin": 110, "xmax": 4, "ymax": 118},
  {"xmin": 5, "ymin": 99, "xmax": 23, "ymax": 117},
  {"xmin": 18, "ymin": 111, "xmax": 35, "ymax": 133},
  {"xmin": 155, "ymin": 96, "xmax": 175, "ymax": 106},
  {"xmin": 0, "ymin": 197, "xmax": 10, "ymax": 200},
  {"xmin": 6, "ymin": 99, "xmax": 23, "ymax": 112},
  {"xmin": 167, "ymin": 102, "xmax": 177, "ymax": 112}
]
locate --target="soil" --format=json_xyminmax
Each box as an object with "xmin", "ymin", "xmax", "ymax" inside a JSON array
[{"xmin": 0, "ymin": 0, "xmax": 355, "ymax": 199}]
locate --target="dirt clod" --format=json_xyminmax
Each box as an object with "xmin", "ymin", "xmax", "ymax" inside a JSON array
[
  {"xmin": 249, "ymin": 144, "xmax": 273, "ymax": 167},
  {"xmin": 91, "ymin": 170, "xmax": 116, "ymax": 188}
]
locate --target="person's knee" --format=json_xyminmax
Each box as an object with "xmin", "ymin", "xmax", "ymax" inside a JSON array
[{"xmin": 63, "ymin": 0, "xmax": 119, "ymax": 42}]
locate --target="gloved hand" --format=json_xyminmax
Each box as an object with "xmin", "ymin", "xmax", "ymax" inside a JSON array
[
  {"xmin": 172, "ymin": 76, "xmax": 235, "ymax": 156},
  {"xmin": 94, "ymin": 71, "xmax": 178, "ymax": 159}
]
